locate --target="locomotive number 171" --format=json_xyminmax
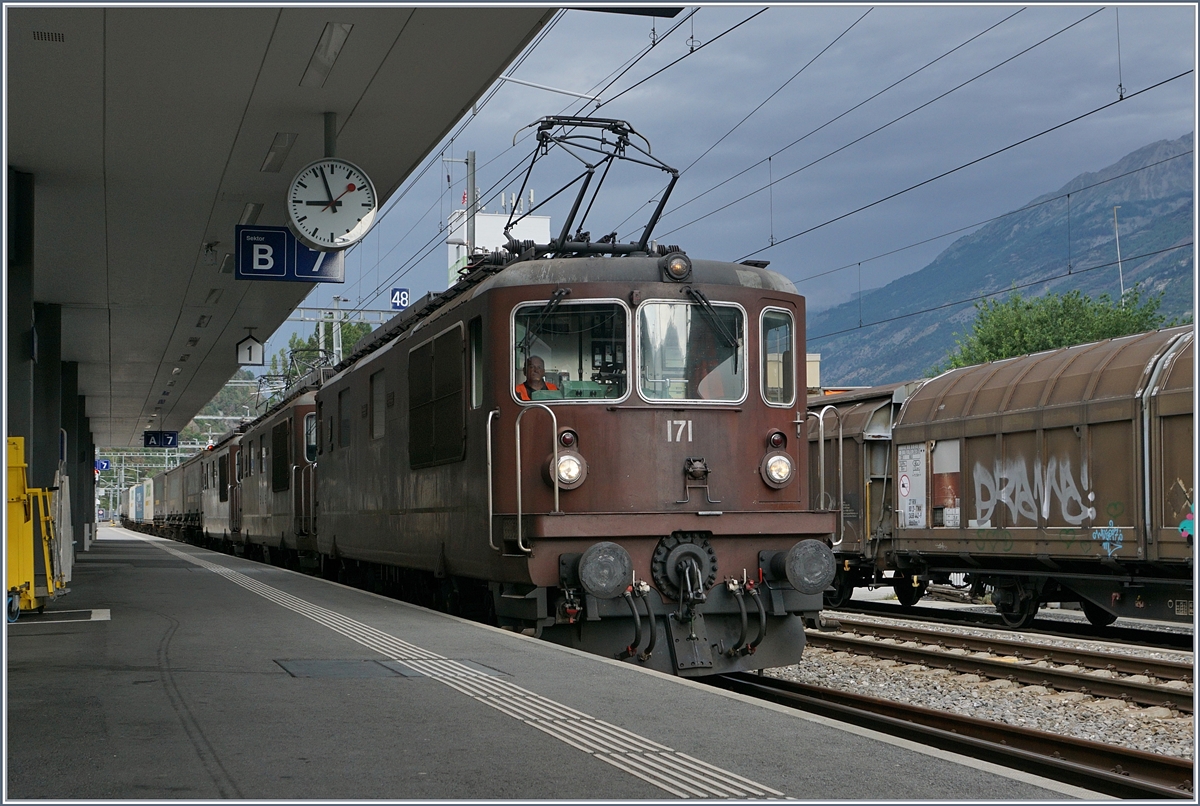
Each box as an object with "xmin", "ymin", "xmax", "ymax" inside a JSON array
[{"xmin": 666, "ymin": 420, "xmax": 693, "ymax": 442}]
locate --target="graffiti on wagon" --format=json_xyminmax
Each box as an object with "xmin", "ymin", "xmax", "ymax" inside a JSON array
[{"xmin": 972, "ymin": 455, "xmax": 1097, "ymax": 528}]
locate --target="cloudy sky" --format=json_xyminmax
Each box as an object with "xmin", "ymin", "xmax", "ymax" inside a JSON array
[{"xmin": 273, "ymin": 3, "xmax": 1195, "ymax": 357}]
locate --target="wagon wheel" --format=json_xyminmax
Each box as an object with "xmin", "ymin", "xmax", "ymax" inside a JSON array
[
  {"xmin": 891, "ymin": 574, "xmax": 927, "ymax": 608},
  {"xmin": 823, "ymin": 570, "xmax": 855, "ymax": 609},
  {"xmin": 995, "ymin": 591, "xmax": 1039, "ymax": 628},
  {"xmin": 1081, "ymin": 600, "xmax": 1118, "ymax": 627}
]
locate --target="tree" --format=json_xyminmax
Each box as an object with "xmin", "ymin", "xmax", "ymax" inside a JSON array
[
  {"xmin": 939, "ymin": 286, "xmax": 1174, "ymax": 371},
  {"xmin": 271, "ymin": 320, "xmax": 374, "ymax": 372}
]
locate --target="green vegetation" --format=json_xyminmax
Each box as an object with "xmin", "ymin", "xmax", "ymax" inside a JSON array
[
  {"xmin": 179, "ymin": 368, "xmax": 258, "ymax": 445},
  {"xmin": 938, "ymin": 286, "xmax": 1177, "ymax": 372},
  {"xmin": 269, "ymin": 320, "xmax": 373, "ymax": 374}
]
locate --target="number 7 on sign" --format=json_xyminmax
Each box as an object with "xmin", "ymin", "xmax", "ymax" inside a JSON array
[{"xmin": 391, "ymin": 288, "xmax": 410, "ymax": 310}]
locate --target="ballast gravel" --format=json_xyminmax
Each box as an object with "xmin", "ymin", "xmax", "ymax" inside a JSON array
[{"xmin": 768, "ymin": 644, "xmax": 1195, "ymax": 760}]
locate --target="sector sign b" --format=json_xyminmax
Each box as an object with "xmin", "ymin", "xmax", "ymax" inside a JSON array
[{"xmin": 235, "ymin": 225, "xmax": 345, "ymax": 283}]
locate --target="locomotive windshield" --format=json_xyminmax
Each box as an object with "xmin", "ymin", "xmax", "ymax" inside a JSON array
[
  {"xmin": 513, "ymin": 301, "xmax": 629, "ymax": 401},
  {"xmin": 639, "ymin": 302, "xmax": 746, "ymax": 402}
]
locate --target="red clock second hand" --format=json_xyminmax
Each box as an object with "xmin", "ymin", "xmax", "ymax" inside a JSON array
[{"xmin": 322, "ymin": 183, "xmax": 356, "ymax": 212}]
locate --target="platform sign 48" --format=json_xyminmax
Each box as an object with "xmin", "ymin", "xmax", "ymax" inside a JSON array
[{"xmin": 390, "ymin": 288, "xmax": 410, "ymax": 310}]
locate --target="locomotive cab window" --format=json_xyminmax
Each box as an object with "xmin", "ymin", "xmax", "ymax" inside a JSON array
[
  {"xmin": 639, "ymin": 301, "xmax": 746, "ymax": 402},
  {"xmin": 761, "ymin": 308, "xmax": 795, "ymax": 406},
  {"xmin": 512, "ymin": 301, "xmax": 629, "ymax": 402}
]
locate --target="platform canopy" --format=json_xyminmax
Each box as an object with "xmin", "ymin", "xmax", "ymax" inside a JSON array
[{"xmin": 8, "ymin": 6, "xmax": 554, "ymax": 446}]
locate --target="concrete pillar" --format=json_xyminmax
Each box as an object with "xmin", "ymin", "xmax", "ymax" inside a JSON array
[
  {"xmin": 80, "ymin": 403, "xmax": 95, "ymax": 549},
  {"xmin": 31, "ymin": 302, "xmax": 62, "ymax": 489},
  {"xmin": 7, "ymin": 168, "xmax": 35, "ymax": 449},
  {"xmin": 61, "ymin": 363, "xmax": 82, "ymax": 548}
]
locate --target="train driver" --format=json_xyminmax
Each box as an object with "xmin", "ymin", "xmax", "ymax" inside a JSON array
[{"xmin": 515, "ymin": 355, "xmax": 559, "ymax": 400}]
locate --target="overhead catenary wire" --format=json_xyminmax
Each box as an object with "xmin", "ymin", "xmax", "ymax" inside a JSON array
[
  {"xmin": 595, "ymin": 8, "xmax": 767, "ymax": 110},
  {"xmin": 807, "ymin": 241, "xmax": 1194, "ymax": 344},
  {"xmin": 737, "ymin": 68, "xmax": 1193, "ymax": 262},
  {"xmin": 612, "ymin": 5, "xmax": 885, "ymax": 237},
  {"xmin": 658, "ymin": 6, "xmax": 1107, "ymax": 243},
  {"xmin": 621, "ymin": 7, "xmax": 1027, "ymax": 240},
  {"xmin": 343, "ymin": 8, "xmax": 725, "ymax": 312}
]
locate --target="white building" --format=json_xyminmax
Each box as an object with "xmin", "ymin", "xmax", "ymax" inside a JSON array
[{"xmin": 446, "ymin": 206, "xmax": 550, "ymax": 288}]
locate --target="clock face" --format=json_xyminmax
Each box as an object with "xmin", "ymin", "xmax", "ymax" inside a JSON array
[{"xmin": 287, "ymin": 158, "xmax": 378, "ymax": 251}]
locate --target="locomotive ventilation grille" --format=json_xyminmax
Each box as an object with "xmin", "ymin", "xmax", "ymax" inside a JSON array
[{"xmin": 32, "ymin": 31, "xmax": 65, "ymax": 42}]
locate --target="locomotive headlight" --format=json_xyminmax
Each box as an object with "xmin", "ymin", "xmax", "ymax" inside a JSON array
[
  {"xmin": 760, "ymin": 452, "xmax": 793, "ymax": 488},
  {"xmin": 557, "ymin": 454, "xmax": 583, "ymax": 484},
  {"xmin": 767, "ymin": 455, "xmax": 792, "ymax": 482},
  {"xmin": 658, "ymin": 252, "xmax": 692, "ymax": 282},
  {"xmin": 546, "ymin": 450, "xmax": 588, "ymax": 490}
]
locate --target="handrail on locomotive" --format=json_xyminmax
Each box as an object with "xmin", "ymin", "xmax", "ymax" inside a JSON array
[
  {"xmin": 514, "ymin": 403, "xmax": 561, "ymax": 554},
  {"xmin": 806, "ymin": 405, "xmax": 845, "ymax": 547}
]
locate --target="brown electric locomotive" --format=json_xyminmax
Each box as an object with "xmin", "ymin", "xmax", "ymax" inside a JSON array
[
  {"xmin": 141, "ymin": 117, "xmax": 838, "ymax": 676},
  {"xmin": 306, "ymin": 117, "xmax": 837, "ymax": 675}
]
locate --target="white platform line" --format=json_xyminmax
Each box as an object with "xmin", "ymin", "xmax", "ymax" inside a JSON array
[{"xmin": 141, "ymin": 537, "xmax": 785, "ymax": 799}]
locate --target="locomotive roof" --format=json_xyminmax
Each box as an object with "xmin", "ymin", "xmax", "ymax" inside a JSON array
[
  {"xmin": 472, "ymin": 256, "xmax": 798, "ymax": 294},
  {"xmin": 897, "ymin": 326, "xmax": 1194, "ymax": 425},
  {"xmin": 332, "ymin": 253, "xmax": 800, "ymax": 381}
]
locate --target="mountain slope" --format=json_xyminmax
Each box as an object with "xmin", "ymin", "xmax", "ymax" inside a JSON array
[{"xmin": 809, "ymin": 133, "xmax": 1194, "ymax": 385}]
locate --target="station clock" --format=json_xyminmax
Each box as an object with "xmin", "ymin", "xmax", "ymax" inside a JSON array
[{"xmin": 286, "ymin": 158, "xmax": 378, "ymax": 251}]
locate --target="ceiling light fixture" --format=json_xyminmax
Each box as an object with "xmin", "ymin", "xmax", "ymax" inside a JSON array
[
  {"xmin": 186, "ymin": 337, "xmax": 200, "ymax": 347},
  {"xmin": 261, "ymin": 132, "xmax": 299, "ymax": 172},
  {"xmin": 300, "ymin": 23, "xmax": 353, "ymax": 88},
  {"xmin": 239, "ymin": 202, "xmax": 263, "ymax": 226},
  {"xmin": 219, "ymin": 254, "xmax": 234, "ymax": 274},
  {"xmin": 205, "ymin": 288, "xmax": 223, "ymax": 305},
  {"xmin": 179, "ymin": 354, "xmax": 190, "ymax": 362},
  {"xmin": 172, "ymin": 367, "xmax": 182, "ymax": 375},
  {"xmin": 196, "ymin": 315, "xmax": 212, "ymax": 328}
]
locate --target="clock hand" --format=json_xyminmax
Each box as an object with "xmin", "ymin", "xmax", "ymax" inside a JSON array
[
  {"xmin": 306, "ymin": 200, "xmax": 341, "ymax": 208},
  {"xmin": 322, "ymin": 183, "xmax": 357, "ymax": 213},
  {"xmin": 319, "ymin": 166, "xmax": 335, "ymax": 204}
]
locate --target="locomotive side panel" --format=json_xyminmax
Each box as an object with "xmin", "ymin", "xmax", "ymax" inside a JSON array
[
  {"xmin": 317, "ymin": 294, "xmax": 509, "ymax": 582},
  {"xmin": 201, "ymin": 436, "xmax": 240, "ymax": 542},
  {"xmin": 240, "ymin": 395, "xmax": 316, "ymax": 559}
]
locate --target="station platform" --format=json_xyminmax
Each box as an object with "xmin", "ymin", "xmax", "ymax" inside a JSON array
[{"xmin": 7, "ymin": 526, "xmax": 1102, "ymax": 800}]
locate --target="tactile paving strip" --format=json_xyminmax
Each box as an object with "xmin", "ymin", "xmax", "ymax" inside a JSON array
[{"xmin": 144, "ymin": 537, "xmax": 786, "ymax": 799}]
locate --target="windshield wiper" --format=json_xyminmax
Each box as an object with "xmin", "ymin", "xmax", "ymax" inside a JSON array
[
  {"xmin": 685, "ymin": 287, "xmax": 741, "ymax": 372},
  {"xmin": 520, "ymin": 287, "xmax": 571, "ymax": 355}
]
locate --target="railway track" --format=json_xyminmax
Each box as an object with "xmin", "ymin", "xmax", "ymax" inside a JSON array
[
  {"xmin": 826, "ymin": 615, "xmax": 1193, "ymax": 681},
  {"xmin": 711, "ymin": 672, "xmax": 1195, "ymax": 799},
  {"xmin": 805, "ymin": 629, "xmax": 1193, "ymax": 713},
  {"xmin": 833, "ymin": 600, "xmax": 1195, "ymax": 650}
]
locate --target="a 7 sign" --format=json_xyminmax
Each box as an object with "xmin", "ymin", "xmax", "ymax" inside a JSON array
[{"xmin": 390, "ymin": 288, "xmax": 410, "ymax": 310}]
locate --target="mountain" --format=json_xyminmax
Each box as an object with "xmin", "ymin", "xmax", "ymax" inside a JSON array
[{"xmin": 808, "ymin": 134, "xmax": 1194, "ymax": 386}]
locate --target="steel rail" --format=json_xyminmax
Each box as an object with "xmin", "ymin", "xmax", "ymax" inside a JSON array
[
  {"xmin": 710, "ymin": 673, "xmax": 1194, "ymax": 799},
  {"xmin": 806, "ymin": 632, "xmax": 1193, "ymax": 713},
  {"xmin": 834, "ymin": 600, "xmax": 1195, "ymax": 650},
  {"xmin": 826, "ymin": 616, "xmax": 1194, "ymax": 681}
]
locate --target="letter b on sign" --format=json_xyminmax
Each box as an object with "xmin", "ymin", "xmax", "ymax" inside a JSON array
[
  {"xmin": 237, "ymin": 228, "xmax": 287, "ymax": 278},
  {"xmin": 254, "ymin": 244, "xmax": 274, "ymax": 271}
]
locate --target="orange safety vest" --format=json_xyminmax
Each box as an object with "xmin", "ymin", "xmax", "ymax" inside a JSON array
[{"xmin": 515, "ymin": 382, "xmax": 558, "ymax": 401}]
